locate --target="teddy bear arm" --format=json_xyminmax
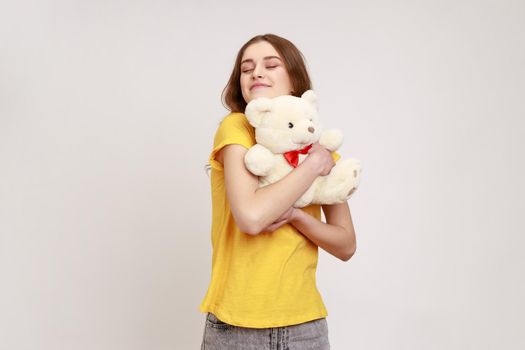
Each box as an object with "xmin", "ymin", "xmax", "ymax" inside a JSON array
[
  {"xmin": 319, "ymin": 129, "xmax": 343, "ymax": 151},
  {"xmin": 244, "ymin": 144, "xmax": 275, "ymax": 176}
]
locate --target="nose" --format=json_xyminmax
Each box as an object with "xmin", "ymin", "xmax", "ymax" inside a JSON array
[
  {"xmin": 252, "ymin": 64, "xmax": 263, "ymax": 78},
  {"xmin": 308, "ymin": 127, "xmax": 315, "ymax": 133}
]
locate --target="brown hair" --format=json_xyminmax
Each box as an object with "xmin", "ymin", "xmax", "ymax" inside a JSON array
[{"xmin": 222, "ymin": 34, "xmax": 312, "ymax": 113}]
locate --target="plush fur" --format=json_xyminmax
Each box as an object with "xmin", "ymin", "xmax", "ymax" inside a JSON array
[{"xmin": 244, "ymin": 90, "xmax": 361, "ymax": 208}]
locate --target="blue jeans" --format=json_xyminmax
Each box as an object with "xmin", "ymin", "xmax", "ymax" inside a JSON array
[{"xmin": 201, "ymin": 312, "xmax": 330, "ymax": 350}]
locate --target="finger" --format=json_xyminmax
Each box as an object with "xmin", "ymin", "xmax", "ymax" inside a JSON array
[
  {"xmin": 265, "ymin": 224, "xmax": 278, "ymax": 233},
  {"xmin": 266, "ymin": 219, "xmax": 288, "ymax": 232},
  {"xmin": 271, "ymin": 219, "xmax": 287, "ymax": 228}
]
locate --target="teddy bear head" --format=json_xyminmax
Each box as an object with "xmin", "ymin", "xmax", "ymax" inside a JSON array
[{"xmin": 244, "ymin": 90, "xmax": 322, "ymax": 154}]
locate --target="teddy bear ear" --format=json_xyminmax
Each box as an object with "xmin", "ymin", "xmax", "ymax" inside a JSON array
[
  {"xmin": 245, "ymin": 97, "xmax": 273, "ymax": 127},
  {"xmin": 301, "ymin": 90, "xmax": 317, "ymax": 107}
]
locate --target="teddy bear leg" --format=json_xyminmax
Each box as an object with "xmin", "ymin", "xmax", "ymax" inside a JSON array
[
  {"xmin": 293, "ymin": 184, "xmax": 316, "ymax": 208},
  {"xmin": 313, "ymin": 159, "xmax": 361, "ymax": 204}
]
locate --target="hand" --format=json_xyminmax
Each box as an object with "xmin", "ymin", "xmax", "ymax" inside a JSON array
[
  {"xmin": 262, "ymin": 207, "xmax": 298, "ymax": 233},
  {"xmin": 305, "ymin": 142, "xmax": 335, "ymax": 176}
]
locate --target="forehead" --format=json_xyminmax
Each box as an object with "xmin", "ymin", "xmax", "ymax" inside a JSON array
[{"xmin": 241, "ymin": 41, "xmax": 281, "ymax": 62}]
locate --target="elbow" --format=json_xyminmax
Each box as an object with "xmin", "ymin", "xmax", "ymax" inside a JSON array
[
  {"xmin": 234, "ymin": 211, "xmax": 264, "ymax": 236},
  {"xmin": 240, "ymin": 223, "xmax": 263, "ymax": 236},
  {"xmin": 339, "ymin": 243, "xmax": 356, "ymax": 262}
]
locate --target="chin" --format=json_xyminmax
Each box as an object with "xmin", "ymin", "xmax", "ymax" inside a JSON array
[{"xmin": 251, "ymin": 91, "xmax": 276, "ymax": 100}]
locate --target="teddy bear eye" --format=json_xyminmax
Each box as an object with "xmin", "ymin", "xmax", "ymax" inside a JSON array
[{"xmin": 288, "ymin": 122, "xmax": 294, "ymax": 128}]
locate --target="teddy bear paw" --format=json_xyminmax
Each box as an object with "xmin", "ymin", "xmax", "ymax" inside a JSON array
[{"xmin": 319, "ymin": 129, "xmax": 343, "ymax": 151}]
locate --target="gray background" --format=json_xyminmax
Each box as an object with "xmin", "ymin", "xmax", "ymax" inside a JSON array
[{"xmin": 1, "ymin": 0, "xmax": 524, "ymax": 349}]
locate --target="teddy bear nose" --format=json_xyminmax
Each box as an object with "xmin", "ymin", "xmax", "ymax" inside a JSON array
[{"xmin": 308, "ymin": 127, "xmax": 315, "ymax": 133}]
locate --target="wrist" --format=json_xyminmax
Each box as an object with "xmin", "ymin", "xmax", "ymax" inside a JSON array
[
  {"xmin": 290, "ymin": 208, "xmax": 304, "ymax": 224},
  {"xmin": 300, "ymin": 154, "xmax": 323, "ymax": 176}
]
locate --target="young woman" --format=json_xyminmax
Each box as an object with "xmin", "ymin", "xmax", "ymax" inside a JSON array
[{"xmin": 200, "ymin": 33, "xmax": 357, "ymax": 350}]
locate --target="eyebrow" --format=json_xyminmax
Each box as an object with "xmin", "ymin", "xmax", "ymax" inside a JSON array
[{"xmin": 241, "ymin": 56, "xmax": 282, "ymax": 65}]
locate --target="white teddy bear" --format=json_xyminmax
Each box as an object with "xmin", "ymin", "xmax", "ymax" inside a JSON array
[{"xmin": 244, "ymin": 90, "xmax": 362, "ymax": 208}]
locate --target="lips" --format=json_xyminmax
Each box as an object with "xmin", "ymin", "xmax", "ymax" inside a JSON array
[{"xmin": 250, "ymin": 83, "xmax": 270, "ymax": 90}]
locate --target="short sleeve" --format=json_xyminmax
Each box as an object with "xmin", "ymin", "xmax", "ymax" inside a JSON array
[{"xmin": 209, "ymin": 113, "xmax": 256, "ymax": 171}]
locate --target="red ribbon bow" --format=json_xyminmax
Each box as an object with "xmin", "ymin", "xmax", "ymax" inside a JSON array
[{"xmin": 283, "ymin": 144, "xmax": 313, "ymax": 168}]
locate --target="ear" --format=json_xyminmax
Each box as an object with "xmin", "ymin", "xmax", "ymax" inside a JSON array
[
  {"xmin": 301, "ymin": 90, "xmax": 317, "ymax": 107},
  {"xmin": 245, "ymin": 97, "xmax": 273, "ymax": 127}
]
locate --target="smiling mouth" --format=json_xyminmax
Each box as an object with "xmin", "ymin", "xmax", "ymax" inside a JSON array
[{"xmin": 251, "ymin": 84, "xmax": 269, "ymax": 90}]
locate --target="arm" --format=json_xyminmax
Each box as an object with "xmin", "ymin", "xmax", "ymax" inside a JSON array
[
  {"xmin": 218, "ymin": 142, "xmax": 334, "ymax": 235},
  {"xmin": 289, "ymin": 202, "xmax": 357, "ymax": 261}
]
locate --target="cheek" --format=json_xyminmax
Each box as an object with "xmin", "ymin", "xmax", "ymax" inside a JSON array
[
  {"xmin": 239, "ymin": 77, "xmax": 253, "ymax": 103},
  {"xmin": 240, "ymin": 76, "xmax": 249, "ymax": 92},
  {"xmin": 276, "ymin": 71, "xmax": 292, "ymax": 91},
  {"xmin": 239, "ymin": 77, "xmax": 252, "ymax": 101}
]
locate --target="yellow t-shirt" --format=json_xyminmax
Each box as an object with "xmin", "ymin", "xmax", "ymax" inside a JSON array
[{"xmin": 199, "ymin": 112, "xmax": 336, "ymax": 328}]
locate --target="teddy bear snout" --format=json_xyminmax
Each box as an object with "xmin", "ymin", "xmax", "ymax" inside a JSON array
[{"xmin": 308, "ymin": 126, "xmax": 315, "ymax": 133}]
